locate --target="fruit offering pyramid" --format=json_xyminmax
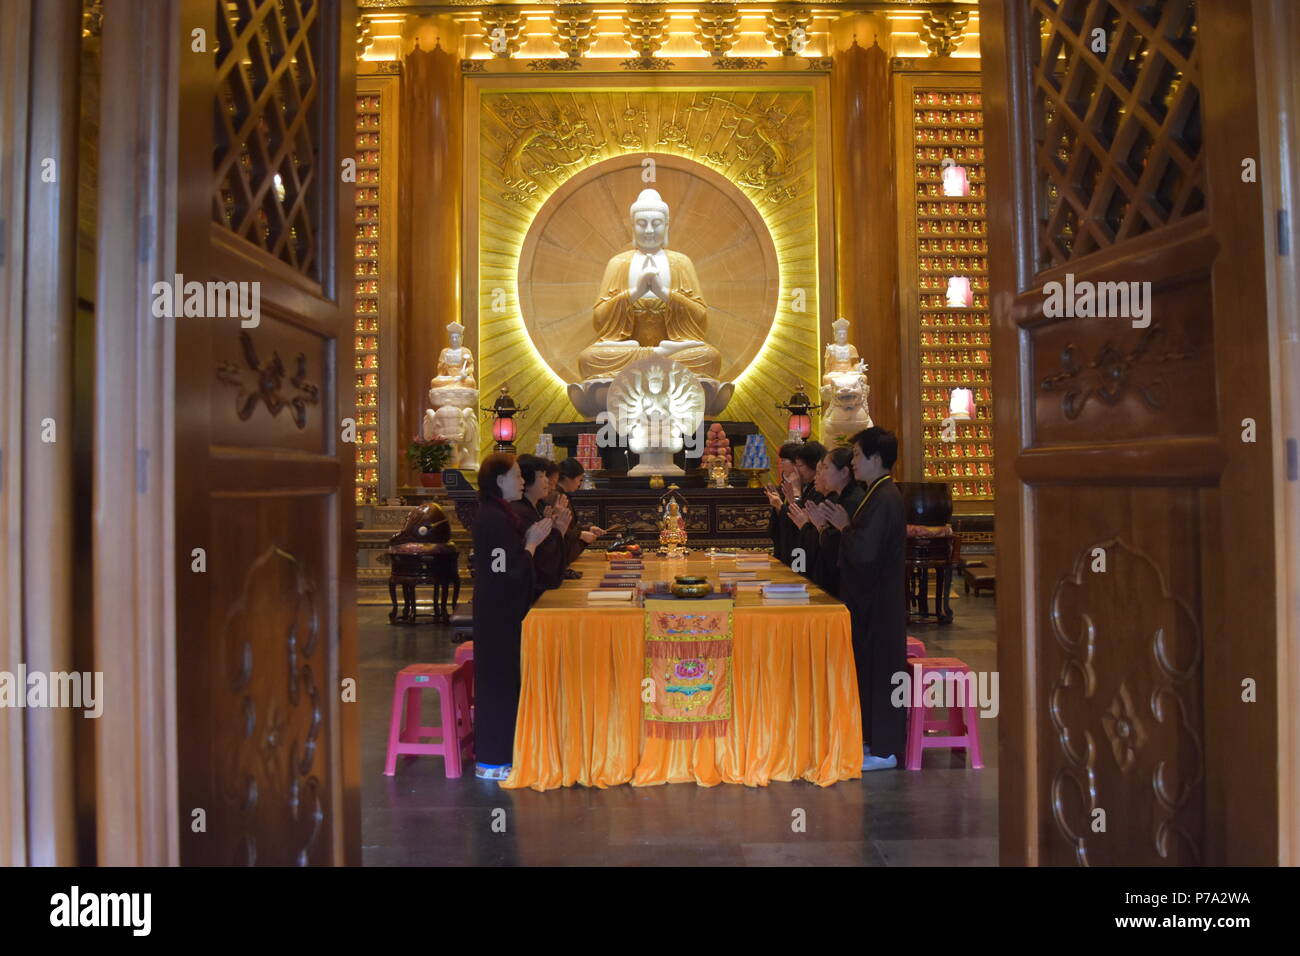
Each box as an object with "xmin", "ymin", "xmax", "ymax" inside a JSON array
[
  {"xmin": 576, "ymin": 431, "xmax": 602, "ymax": 471},
  {"xmin": 702, "ymin": 422, "xmax": 732, "ymax": 468},
  {"xmin": 741, "ymin": 433, "xmax": 770, "ymax": 470}
]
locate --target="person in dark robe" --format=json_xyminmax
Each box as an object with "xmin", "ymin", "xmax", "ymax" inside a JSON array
[
  {"xmin": 763, "ymin": 441, "xmax": 824, "ymax": 565},
  {"xmin": 763, "ymin": 442, "xmax": 802, "ymax": 564},
  {"xmin": 823, "ymin": 427, "xmax": 906, "ymax": 771},
  {"xmin": 513, "ymin": 454, "xmax": 571, "ymax": 598},
  {"xmin": 779, "ymin": 440, "xmax": 827, "ymax": 575},
  {"xmin": 552, "ymin": 458, "xmax": 607, "ymax": 572},
  {"xmin": 791, "ymin": 445, "xmax": 865, "ymax": 597},
  {"xmin": 471, "ymin": 453, "xmax": 555, "ymax": 780}
]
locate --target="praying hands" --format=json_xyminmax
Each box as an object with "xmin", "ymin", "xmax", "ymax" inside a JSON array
[
  {"xmin": 822, "ymin": 501, "xmax": 851, "ymax": 530},
  {"xmin": 803, "ymin": 500, "xmax": 830, "ymax": 530}
]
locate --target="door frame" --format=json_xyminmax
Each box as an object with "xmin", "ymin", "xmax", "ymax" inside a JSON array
[
  {"xmin": 91, "ymin": 0, "xmax": 184, "ymax": 867},
  {"xmin": 1251, "ymin": 0, "xmax": 1300, "ymax": 868},
  {"xmin": 90, "ymin": 0, "xmax": 361, "ymax": 865},
  {"xmin": 983, "ymin": 0, "xmax": 1288, "ymax": 865}
]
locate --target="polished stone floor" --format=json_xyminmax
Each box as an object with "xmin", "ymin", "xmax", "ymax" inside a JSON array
[{"xmin": 359, "ymin": 590, "xmax": 999, "ymax": 866}]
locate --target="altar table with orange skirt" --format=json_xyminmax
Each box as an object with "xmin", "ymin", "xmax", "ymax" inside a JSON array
[{"xmin": 501, "ymin": 553, "xmax": 863, "ymax": 790}]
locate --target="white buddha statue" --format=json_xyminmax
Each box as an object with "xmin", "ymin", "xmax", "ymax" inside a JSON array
[
  {"xmin": 822, "ymin": 317, "xmax": 868, "ymax": 392},
  {"xmin": 606, "ymin": 355, "xmax": 705, "ymax": 476},
  {"xmin": 820, "ymin": 317, "xmax": 873, "ymax": 440},
  {"xmin": 430, "ymin": 321, "xmax": 475, "ymax": 391},
  {"xmin": 423, "ymin": 320, "xmax": 479, "ymax": 468},
  {"xmin": 568, "ymin": 188, "xmax": 733, "ymax": 419},
  {"xmin": 578, "ymin": 188, "xmax": 722, "ymax": 380}
]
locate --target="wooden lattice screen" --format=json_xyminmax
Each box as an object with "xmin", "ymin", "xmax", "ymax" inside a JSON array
[
  {"xmin": 1030, "ymin": 0, "xmax": 1203, "ymax": 272},
  {"xmin": 214, "ymin": 0, "xmax": 323, "ymax": 280}
]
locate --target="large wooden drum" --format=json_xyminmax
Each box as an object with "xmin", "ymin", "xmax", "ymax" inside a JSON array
[{"xmin": 897, "ymin": 481, "xmax": 953, "ymax": 527}]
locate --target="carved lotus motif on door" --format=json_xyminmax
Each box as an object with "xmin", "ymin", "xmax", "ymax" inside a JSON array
[
  {"xmin": 220, "ymin": 544, "xmax": 325, "ymax": 866},
  {"xmin": 1048, "ymin": 538, "xmax": 1204, "ymax": 866}
]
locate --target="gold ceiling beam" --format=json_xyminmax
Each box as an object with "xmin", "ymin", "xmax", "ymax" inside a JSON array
[{"xmin": 358, "ymin": 2, "xmax": 978, "ymax": 13}]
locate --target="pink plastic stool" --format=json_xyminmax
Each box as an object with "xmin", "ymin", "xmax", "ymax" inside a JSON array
[
  {"xmin": 906, "ymin": 635, "xmax": 926, "ymax": 659},
  {"xmin": 904, "ymin": 656, "xmax": 984, "ymax": 771},
  {"xmin": 453, "ymin": 642, "xmax": 474, "ymax": 722},
  {"xmin": 383, "ymin": 662, "xmax": 474, "ymax": 777}
]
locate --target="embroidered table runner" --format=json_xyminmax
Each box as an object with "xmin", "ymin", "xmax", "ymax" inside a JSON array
[{"xmin": 642, "ymin": 598, "xmax": 734, "ymax": 739}]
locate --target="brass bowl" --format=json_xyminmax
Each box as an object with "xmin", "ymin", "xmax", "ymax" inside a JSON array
[{"xmin": 670, "ymin": 575, "xmax": 713, "ymax": 598}]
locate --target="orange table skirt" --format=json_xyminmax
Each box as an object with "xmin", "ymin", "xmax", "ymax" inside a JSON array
[{"xmin": 502, "ymin": 603, "xmax": 863, "ymax": 790}]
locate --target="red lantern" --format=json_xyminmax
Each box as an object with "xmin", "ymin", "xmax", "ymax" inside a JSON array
[
  {"xmin": 483, "ymin": 385, "xmax": 527, "ymax": 453},
  {"xmin": 775, "ymin": 385, "xmax": 819, "ymax": 443}
]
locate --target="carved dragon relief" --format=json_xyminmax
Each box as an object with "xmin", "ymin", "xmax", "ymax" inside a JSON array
[
  {"xmin": 1048, "ymin": 537, "xmax": 1204, "ymax": 866},
  {"xmin": 220, "ymin": 544, "xmax": 325, "ymax": 866},
  {"xmin": 490, "ymin": 90, "xmax": 809, "ymax": 208},
  {"xmin": 217, "ymin": 330, "xmax": 321, "ymax": 429}
]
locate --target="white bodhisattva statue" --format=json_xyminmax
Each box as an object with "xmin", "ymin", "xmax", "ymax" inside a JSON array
[
  {"xmin": 820, "ymin": 317, "xmax": 874, "ymax": 440},
  {"xmin": 606, "ymin": 356, "xmax": 705, "ymax": 476},
  {"xmin": 568, "ymin": 187, "xmax": 733, "ymax": 419},
  {"xmin": 423, "ymin": 321, "xmax": 479, "ymax": 468}
]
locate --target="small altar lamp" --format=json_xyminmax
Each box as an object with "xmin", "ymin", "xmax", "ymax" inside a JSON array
[
  {"xmin": 483, "ymin": 385, "xmax": 528, "ymax": 454},
  {"xmin": 941, "ymin": 162, "xmax": 971, "ymax": 197},
  {"xmin": 776, "ymin": 385, "xmax": 820, "ymax": 442},
  {"xmin": 945, "ymin": 275, "xmax": 974, "ymax": 308}
]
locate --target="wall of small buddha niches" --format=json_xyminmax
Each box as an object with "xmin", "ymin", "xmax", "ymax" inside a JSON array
[
  {"xmin": 895, "ymin": 70, "xmax": 994, "ymax": 511},
  {"xmin": 352, "ymin": 73, "xmax": 400, "ymax": 504}
]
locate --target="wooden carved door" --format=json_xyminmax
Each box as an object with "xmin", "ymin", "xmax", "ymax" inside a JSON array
[
  {"xmin": 174, "ymin": 0, "xmax": 359, "ymax": 865},
  {"xmin": 983, "ymin": 0, "xmax": 1281, "ymax": 864}
]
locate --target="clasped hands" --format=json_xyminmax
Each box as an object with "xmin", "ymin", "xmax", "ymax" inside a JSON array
[
  {"xmin": 544, "ymin": 495, "xmax": 575, "ymax": 536},
  {"xmin": 633, "ymin": 268, "xmax": 670, "ymax": 302},
  {"xmin": 788, "ymin": 499, "xmax": 851, "ymax": 531}
]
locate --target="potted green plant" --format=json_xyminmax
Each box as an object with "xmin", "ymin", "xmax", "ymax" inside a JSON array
[{"xmin": 407, "ymin": 435, "xmax": 453, "ymax": 488}]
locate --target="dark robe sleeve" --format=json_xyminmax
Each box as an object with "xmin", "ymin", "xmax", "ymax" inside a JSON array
[
  {"xmin": 511, "ymin": 500, "xmax": 564, "ymax": 599},
  {"xmin": 471, "ymin": 503, "xmax": 536, "ymax": 619},
  {"xmin": 792, "ymin": 521, "xmax": 820, "ymax": 581},
  {"xmin": 813, "ymin": 486, "xmax": 861, "ymax": 597},
  {"xmin": 563, "ymin": 522, "xmax": 589, "ymax": 566},
  {"xmin": 533, "ymin": 528, "xmax": 566, "ymax": 593},
  {"xmin": 782, "ymin": 481, "xmax": 821, "ymax": 576},
  {"xmin": 839, "ymin": 486, "xmax": 904, "ymax": 576},
  {"xmin": 814, "ymin": 526, "xmax": 842, "ymax": 596},
  {"xmin": 769, "ymin": 504, "xmax": 789, "ymax": 564}
]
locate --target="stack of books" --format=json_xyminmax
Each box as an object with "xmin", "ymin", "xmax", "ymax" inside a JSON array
[
  {"xmin": 761, "ymin": 582, "xmax": 809, "ymax": 603},
  {"xmin": 718, "ymin": 570, "xmax": 758, "ymax": 581}
]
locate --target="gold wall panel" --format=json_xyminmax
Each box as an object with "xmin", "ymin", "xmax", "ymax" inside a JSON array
[{"xmin": 476, "ymin": 86, "xmax": 821, "ymax": 456}]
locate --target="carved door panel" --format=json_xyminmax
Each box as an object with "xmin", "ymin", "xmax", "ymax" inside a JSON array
[
  {"xmin": 175, "ymin": 0, "xmax": 359, "ymax": 865},
  {"xmin": 983, "ymin": 0, "xmax": 1279, "ymax": 864}
]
